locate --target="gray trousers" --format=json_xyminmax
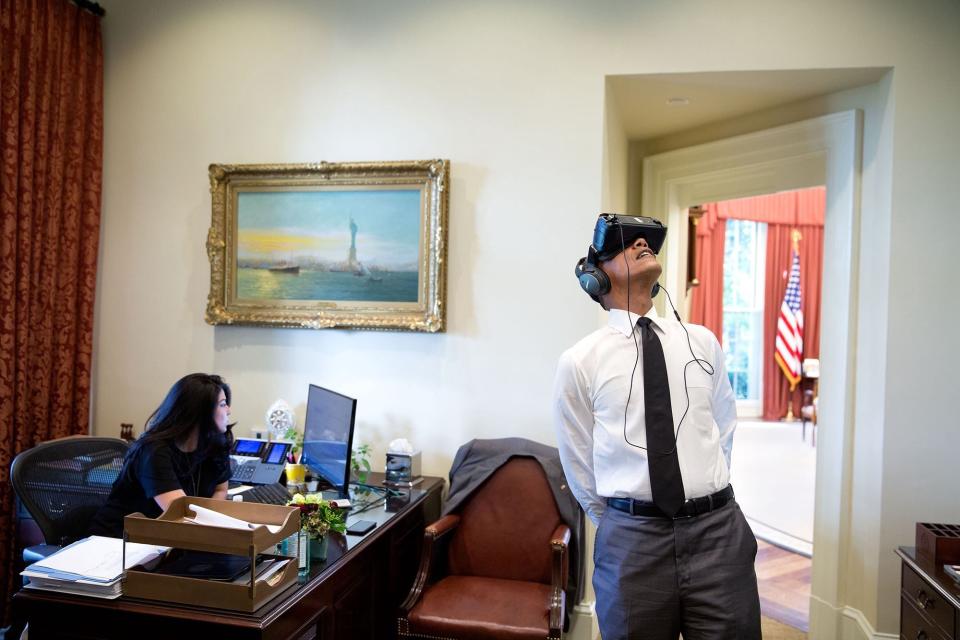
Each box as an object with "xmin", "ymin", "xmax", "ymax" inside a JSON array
[{"xmin": 593, "ymin": 500, "xmax": 761, "ymax": 640}]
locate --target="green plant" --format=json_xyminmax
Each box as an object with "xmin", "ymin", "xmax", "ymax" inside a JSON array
[
  {"xmin": 351, "ymin": 444, "xmax": 371, "ymax": 481},
  {"xmin": 283, "ymin": 426, "xmax": 303, "ymax": 461},
  {"xmin": 288, "ymin": 493, "xmax": 346, "ymax": 539}
]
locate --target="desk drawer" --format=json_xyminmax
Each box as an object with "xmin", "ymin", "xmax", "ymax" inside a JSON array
[
  {"xmin": 903, "ymin": 597, "xmax": 952, "ymax": 640},
  {"xmin": 903, "ymin": 563, "xmax": 957, "ymax": 637}
]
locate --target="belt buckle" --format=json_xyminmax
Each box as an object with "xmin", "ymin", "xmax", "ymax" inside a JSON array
[
  {"xmin": 707, "ymin": 493, "xmax": 715, "ymax": 512},
  {"xmin": 629, "ymin": 499, "xmax": 640, "ymax": 516}
]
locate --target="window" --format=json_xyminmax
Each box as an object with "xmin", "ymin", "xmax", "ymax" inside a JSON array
[{"xmin": 722, "ymin": 220, "xmax": 766, "ymax": 413}]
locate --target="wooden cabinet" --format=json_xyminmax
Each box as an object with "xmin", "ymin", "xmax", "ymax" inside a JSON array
[{"xmin": 897, "ymin": 547, "xmax": 960, "ymax": 640}]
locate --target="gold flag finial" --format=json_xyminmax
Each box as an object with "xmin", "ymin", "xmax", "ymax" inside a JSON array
[{"xmin": 791, "ymin": 229, "xmax": 802, "ymax": 252}]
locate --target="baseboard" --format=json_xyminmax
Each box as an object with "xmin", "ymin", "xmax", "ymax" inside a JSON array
[
  {"xmin": 809, "ymin": 595, "xmax": 898, "ymax": 640},
  {"xmin": 564, "ymin": 601, "xmax": 600, "ymax": 640},
  {"xmin": 746, "ymin": 515, "xmax": 813, "ymax": 557}
]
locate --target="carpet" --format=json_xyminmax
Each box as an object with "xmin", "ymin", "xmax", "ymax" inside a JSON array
[
  {"xmin": 730, "ymin": 420, "xmax": 816, "ymax": 555},
  {"xmin": 761, "ymin": 615, "xmax": 807, "ymax": 639}
]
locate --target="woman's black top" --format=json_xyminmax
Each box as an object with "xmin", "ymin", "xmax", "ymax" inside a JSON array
[{"xmin": 89, "ymin": 440, "xmax": 231, "ymax": 538}]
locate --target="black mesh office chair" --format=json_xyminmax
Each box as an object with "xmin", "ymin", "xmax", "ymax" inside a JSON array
[{"xmin": 11, "ymin": 435, "xmax": 128, "ymax": 562}]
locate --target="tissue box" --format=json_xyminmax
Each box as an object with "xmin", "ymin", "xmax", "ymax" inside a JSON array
[{"xmin": 384, "ymin": 451, "xmax": 422, "ymax": 487}]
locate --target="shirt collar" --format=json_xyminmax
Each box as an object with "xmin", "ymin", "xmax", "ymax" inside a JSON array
[{"xmin": 607, "ymin": 306, "xmax": 663, "ymax": 337}]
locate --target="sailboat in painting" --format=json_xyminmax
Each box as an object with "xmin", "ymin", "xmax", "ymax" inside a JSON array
[{"xmin": 354, "ymin": 261, "xmax": 382, "ymax": 282}]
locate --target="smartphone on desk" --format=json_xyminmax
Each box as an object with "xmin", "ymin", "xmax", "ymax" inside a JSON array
[{"xmin": 346, "ymin": 520, "xmax": 377, "ymax": 536}]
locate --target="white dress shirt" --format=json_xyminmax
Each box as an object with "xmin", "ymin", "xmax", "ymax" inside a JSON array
[{"xmin": 553, "ymin": 306, "xmax": 738, "ymax": 525}]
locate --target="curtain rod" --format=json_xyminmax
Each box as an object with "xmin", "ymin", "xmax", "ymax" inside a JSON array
[{"xmin": 71, "ymin": 0, "xmax": 106, "ymax": 17}]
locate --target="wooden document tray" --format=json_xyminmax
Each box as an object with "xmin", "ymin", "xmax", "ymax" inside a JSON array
[{"xmin": 122, "ymin": 496, "xmax": 300, "ymax": 612}]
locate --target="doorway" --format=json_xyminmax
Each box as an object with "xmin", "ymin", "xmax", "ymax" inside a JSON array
[
  {"xmin": 690, "ymin": 187, "xmax": 824, "ymax": 631},
  {"xmin": 641, "ymin": 111, "xmax": 862, "ymax": 638}
]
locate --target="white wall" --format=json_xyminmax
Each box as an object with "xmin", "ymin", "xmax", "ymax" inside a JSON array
[{"xmin": 96, "ymin": 1, "xmax": 960, "ymax": 635}]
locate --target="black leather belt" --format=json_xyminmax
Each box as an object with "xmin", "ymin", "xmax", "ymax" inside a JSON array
[{"xmin": 606, "ymin": 485, "xmax": 735, "ymax": 519}]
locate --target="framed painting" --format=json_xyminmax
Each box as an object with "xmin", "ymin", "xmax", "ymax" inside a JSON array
[{"xmin": 206, "ymin": 160, "xmax": 449, "ymax": 332}]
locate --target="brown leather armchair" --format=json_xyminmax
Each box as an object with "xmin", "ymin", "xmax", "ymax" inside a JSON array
[{"xmin": 398, "ymin": 457, "xmax": 569, "ymax": 640}]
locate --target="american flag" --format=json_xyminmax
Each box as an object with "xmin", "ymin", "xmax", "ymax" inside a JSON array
[{"xmin": 775, "ymin": 249, "xmax": 803, "ymax": 390}]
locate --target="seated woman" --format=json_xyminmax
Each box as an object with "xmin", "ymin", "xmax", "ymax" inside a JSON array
[{"xmin": 89, "ymin": 373, "xmax": 235, "ymax": 538}]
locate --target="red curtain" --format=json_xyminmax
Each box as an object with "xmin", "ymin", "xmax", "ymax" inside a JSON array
[
  {"xmin": 0, "ymin": 0, "xmax": 104, "ymax": 623},
  {"xmin": 688, "ymin": 204, "xmax": 725, "ymax": 341}
]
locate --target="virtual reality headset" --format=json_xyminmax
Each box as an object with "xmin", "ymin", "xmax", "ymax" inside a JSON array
[{"xmin": 591, "ymin": 214, "xmax": 667, "ymax": 261}]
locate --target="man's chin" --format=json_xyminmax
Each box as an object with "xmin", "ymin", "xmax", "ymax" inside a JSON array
[{"xmin": 637, "ymin": 261, "xmax": 662, "ymax": 281}]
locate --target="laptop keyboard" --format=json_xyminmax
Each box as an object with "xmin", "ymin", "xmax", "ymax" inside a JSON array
[{"xmin": 239, "ymin": 482, "xmax": 292, "ymax": 505}]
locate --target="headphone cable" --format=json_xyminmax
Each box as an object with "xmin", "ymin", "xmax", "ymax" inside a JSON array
[{"xmin": 617, "ymin": 225, "xmax": 714, "ymax": 456}]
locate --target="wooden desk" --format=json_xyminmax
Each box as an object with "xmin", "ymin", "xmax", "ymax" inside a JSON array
[
  {"xmin": 897, "ymin": 546, "xmax": 960, "ymax": 639},
  {"xmin": 14, "ymin": 475, "xmax": 443, "ymax": 640}
]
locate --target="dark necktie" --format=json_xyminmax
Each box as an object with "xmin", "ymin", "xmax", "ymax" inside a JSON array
[{"xmin": 638, "ymin": 317, "xmax": 686, "ymax": 517}]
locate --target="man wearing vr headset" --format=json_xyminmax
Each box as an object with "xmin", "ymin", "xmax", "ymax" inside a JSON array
[{"xmin": 554, "ymin": 215, "xmax": 759, "ymax": 639}]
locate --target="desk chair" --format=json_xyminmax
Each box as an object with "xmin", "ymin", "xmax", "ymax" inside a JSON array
[
  {"xmin": 398, "ymin": 457, "xmax": 569, "ymax": 640},
  {"xmin": 10, "ymin": 435, "xmax": 128, "ymax": 563},
  {"xmin": 800, "ymin": 358, "xmax": 820, "ymax": 446}
]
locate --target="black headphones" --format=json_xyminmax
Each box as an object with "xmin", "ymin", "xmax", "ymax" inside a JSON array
[
  {"xmin": 575, "ymin": 246, "xmax": 610, "ymax": 301},
  {"xmin": 575, "ymin": 246, "xmax": 660, "ymax": 303}
]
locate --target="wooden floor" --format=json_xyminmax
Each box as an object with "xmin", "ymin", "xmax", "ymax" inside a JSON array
[{"xmin": 755, "ymin": 539, "xmax": 811, "ymax": 632}]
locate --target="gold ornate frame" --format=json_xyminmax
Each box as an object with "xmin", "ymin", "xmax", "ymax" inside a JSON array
[{"xmin": 206, "ymin": 160, "xmax": 449, "ymax": 332}]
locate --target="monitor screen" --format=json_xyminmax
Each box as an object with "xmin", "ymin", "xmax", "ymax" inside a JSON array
[
  {"xmin": 300, "ymin": 385, "xmax": 356, "ymax": 497},
  {"xmin": 234, "ymin": 439, "xmax": 265, "ymax": 456},
  {"xmin": 264, "ymin": 442, "xmax": 289, "ymax": 465}
]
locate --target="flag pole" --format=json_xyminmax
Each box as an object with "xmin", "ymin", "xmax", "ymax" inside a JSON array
[{"xmin": 782, "ymin": 230, "xmax": 802, "ymax": 422}]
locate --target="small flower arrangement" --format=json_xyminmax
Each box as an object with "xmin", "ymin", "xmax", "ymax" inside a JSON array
[{"xmin": 287, "ymin": 493, "xmax": 347, "ymax": 539}]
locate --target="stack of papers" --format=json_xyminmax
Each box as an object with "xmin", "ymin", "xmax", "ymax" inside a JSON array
[
  {"xmin": 183, "ymin": 503, "xmax": 284, "ymax": 534},
  {"xmin": 22, "ymin": 536, "xmax": 168, "ymax": 599},
  {"xmin": 945, "ymin": 564, "xmax": 960, "ymax": 585}
]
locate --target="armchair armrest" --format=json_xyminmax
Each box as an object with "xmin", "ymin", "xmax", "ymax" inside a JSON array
[
  {"xmin": 426, "ymin": 514, "xmax": 460, "ymax": 538},
  {"xmin": 399, "ymin": 514, "xmax": 461, "ymax": 615},
  {"xmin": 548, "ymin": 523, "xmax": 571, "ymax": 637}
]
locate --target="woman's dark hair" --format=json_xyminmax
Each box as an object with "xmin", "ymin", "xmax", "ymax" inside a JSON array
[{"xmin": 131, "ymin": 373, "xmax": 235, "ymax": 460}]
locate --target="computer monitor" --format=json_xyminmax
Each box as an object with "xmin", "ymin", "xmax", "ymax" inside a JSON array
[{"xmin": 300, "ymin": 384, "xmax": 357, "ymax": 498}]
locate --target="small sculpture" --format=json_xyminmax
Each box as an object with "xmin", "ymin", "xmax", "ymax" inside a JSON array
[{"xmin": 265, "ymin": 399, "xmax": 295, "ymax": 441}]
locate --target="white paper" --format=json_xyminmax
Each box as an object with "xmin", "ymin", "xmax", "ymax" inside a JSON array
[
  {"xmin": 28, "ymin": 536, "xmax": 168, "ymax": 582},
  {"xmin": 387, "ymin": 438, "xmax": 414, "ymax": 454},
  {"xmin": 186, "ymin": 503, "xmax": 283, "ymax": 534},
  {"xmin": 228, "ymin": 558, "xmax": 290, "ymax": 584}
]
